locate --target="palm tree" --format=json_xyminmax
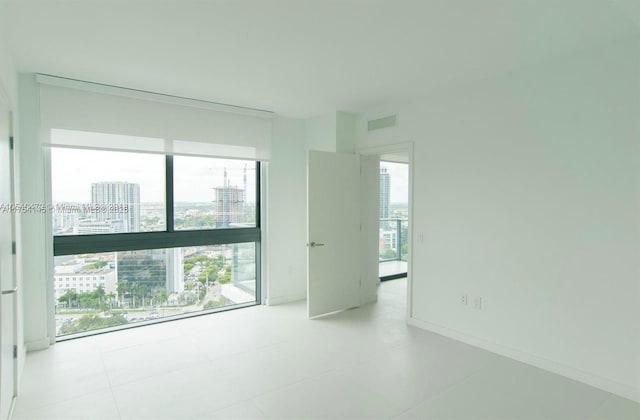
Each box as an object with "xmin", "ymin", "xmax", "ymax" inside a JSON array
[
  {"xmin": 94, "ymin": 285, "xmax": 106, "ymax": 305},
  {"xmin": 153, "ymin": 289, "xmax": 168, "ymax": 307},
  {"xmin": 116, "ymin": 280, "xmax": 128, "ymax": 306},
  {"xmin": 139, "ymin": 284, "xmax": 149, "ymax": 308},
  {"xmin": 107, "ymin": 292, "xmax": 116, "ymax": 309},
  {"xmin": 129, "ymin": 282, "xmax": 139, "ymax": 308},
  {"xmin": 58, "ymin": 289, "xmax": 77, "ymax": 309}
]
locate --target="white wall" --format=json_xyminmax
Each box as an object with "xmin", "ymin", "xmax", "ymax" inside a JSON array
[
  {"xmin": 305, "ymin": 113, "xmax": 336, "ymax": 152},
  {"xmin": 306, "ymin": 111, "xmax": 357, "ymax": 153},
  {"xmin": 267, "ymin": 111, "xmax": 361, "ymax": 305},
  {"xmin": 265, "ymin": 117, "xmax": 308, "ymax": 304},
  {"xmin": 336, "ymin": 111, "xmax": 357, "ymax": 154},
  {"xmin": 0, "ymin": 3, "xmax": 17, "ymax": 106},
  {"xmin": 357, "ymin": 38, "xmax": 640, "ymax": 401},
  {"xmin": 16, "ymin": 74, "xmax": 50, "ymax": 351},
  {"xmin": 0, "ymin": 0, "xmax": 26, "ymax": 390}
]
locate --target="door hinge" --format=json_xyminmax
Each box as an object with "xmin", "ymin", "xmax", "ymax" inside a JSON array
[
  {"xmin": 13, "ymin": 345, "xmax": 17, "ymax": 359},
  {"xmin": 11, "ymin": 241, "xmax": 16, "ymax": 255},
  {"xmin": 9, "ymin": 136, "xmax": 14, "ymax": 150}
]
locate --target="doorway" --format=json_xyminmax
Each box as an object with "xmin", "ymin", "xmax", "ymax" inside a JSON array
[
  {"xmin": 379, "ymin": 160, "xmax": 409, "ymax": 281},
  {"xmin": 358, "ymin": 143, "xmax": 413, "ymax": 318},
  {"xmin": 306, "ymin": 144, "xmax": 412, "ymax": 319}
]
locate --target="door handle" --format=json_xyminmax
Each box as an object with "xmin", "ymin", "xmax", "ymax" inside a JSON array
[
  {"xmin": 1, "ymin": 287, "xmax": 17, "ymax": 295},
  {"xmin": 308, "ymin": 241, "xmax": 325, "ymax": 248}
]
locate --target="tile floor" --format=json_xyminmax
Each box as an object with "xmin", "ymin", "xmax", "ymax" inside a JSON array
[
  {"xmin": 12, "ymin": 279, "xmax": 640, "ymax": 419},
  {"xmin": 378, "ymin": 261, "xmax": 408, "ymax": 278}
]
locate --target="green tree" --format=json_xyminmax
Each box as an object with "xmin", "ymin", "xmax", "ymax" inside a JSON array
[
  {"xmin": 183, "ymin": 260, "xmax": 195, "ymax": 273},
  {"xmin": 83, "ymin": 260, "xmax": 108, "ymax": 270},
  {"xmin": 203, "ymin": 296, "xmax": 232, "ymax": 310},
  {"xmin": 93, "ymin": 284, "xmax": 105, "ymax": 302},
  {"xmin": 59, "ymin": 314, "xmax": 128, "ymax": 335},
  {"xmin": 129, "ymin": 282, "xmax": 139, "ymax": 307},
  {"xmin": 178, "ymin": 291, "xmax": 197, "ymax": 305},
  {"xmin": 152, "ymin": 289, "xmax": 168, "ymax": 306},
  {"xmin": 107, "ymin": 292, "xmax": 116, "ymax": 309},
  {"xmin": 116, "ymin": 280, "xmax": 128, "ymax": 305},
  {"xmin": 381, "ymin": 249, "xmax": 397, "ymax": 259},
  {"xmin": 58, "ymin": 289, "xmax": 77, "ymax": 308},
  {"xmin": 139, "ymin": 284, "xmax": 149, "ymax": 307},
  {"xmin": 90, "ymin": 285, "xmax": 108, "ymax": 311},
  {"xmin": 218, "ymin": 266, "xmax": 232, "ymax": 284},
  {"xmin": 198, "ymin": 266, "xmax": 217, "ymax": 285}
]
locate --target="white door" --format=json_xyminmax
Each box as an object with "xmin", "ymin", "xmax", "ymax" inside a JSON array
[
  {"xmin": 307, "ymin": 151, "xmax": 378, "ymax": 318},
  {"xmin": 0, "ymin": 98, "xmax": 16, "ymax": 420}
]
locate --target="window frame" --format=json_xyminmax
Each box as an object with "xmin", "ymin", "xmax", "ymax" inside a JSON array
[
  {"xmin": 51, "ymin": 152, "xmax": 262, "ymax": 338},
  {"xmin": 53, "ymin": 155, "xmax": 261, "ymax": 256}
]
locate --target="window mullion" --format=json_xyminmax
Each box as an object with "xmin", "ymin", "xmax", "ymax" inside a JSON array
[
  {"xmin": 166, "ymin": 155, "xmax": 174, "ymax": 232},
  {"xmin": 53, "ymin": 228, "xmax": 261, "ymax": 256},
  {"xmin": 255, "ymin": 161, "xmax": 261, "ymax": 228}
]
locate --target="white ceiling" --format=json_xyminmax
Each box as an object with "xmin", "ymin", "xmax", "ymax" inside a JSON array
[{"xmin": 3, "ymin": 0, "xmax": 638, "ymax": 118}]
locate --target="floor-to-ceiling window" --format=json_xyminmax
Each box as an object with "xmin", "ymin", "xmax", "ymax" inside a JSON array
[
  {"xmin": 379, "ymin": 161, "xmax": 408, "ymax": 280},
  {"xmin": 51, "ymin": 142, "xmax": 261, "ymax": 338},
  {"xmin": 37, "ymin": 75, "xmax": 272, "ymax": 339}
]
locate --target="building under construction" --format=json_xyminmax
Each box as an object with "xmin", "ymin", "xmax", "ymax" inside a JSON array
[{"xmin": 213, "ymin": 168, "xmax": 245, "ymax": 228}]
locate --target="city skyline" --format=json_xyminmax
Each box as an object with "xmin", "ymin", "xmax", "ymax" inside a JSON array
[
  {"xmin": 381, "ymin": 161, "xmax": 408, "ymax": 204},
  {"xmin": 51, "ymin": 148, "xmax": 256, "ymax": 203},
  {"xmin": 51, "ymin": 148, "xmax": 408, "ymax": 204}
]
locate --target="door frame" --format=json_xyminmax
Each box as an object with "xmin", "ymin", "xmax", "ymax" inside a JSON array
[{"xmin": 357, "ymin": 142, "xmax": 414, "ymax": 320}]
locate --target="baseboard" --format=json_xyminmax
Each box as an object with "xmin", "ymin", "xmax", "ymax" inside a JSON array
[
  {"xmin": 266, "ymin": 294, "xmax": 306, "ymax": 306},
  {"xmin": 407, "ymin": 317, "xmax": 640, "ymax": 403},
  {"xmin": 25, "ymin": 337, "xmax": 50, "ymax": 352}
]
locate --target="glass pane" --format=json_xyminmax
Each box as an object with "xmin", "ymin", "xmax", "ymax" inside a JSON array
[
  {"xmin": 54, "ymin": 243, "xmax": 257, "ymax": 337},
  {"xmin": 173, "ymin": 156, "xmax": 257, "ymax": 230},
  {"xmin": 379, "ymin": 161, "xmax": 409, "ymax": 277},
  {"xmin": 51, "ymin": 146, "xmax": 166, "ymax": 235}
]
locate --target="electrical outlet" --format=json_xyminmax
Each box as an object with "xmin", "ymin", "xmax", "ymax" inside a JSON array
[
  {"xmin": 474, "ymin": 296, "xmax": 482, "ymax": 310},
  {"xmin": 461, "ymin": 294, "xmax": 468, "ymax": 305}
]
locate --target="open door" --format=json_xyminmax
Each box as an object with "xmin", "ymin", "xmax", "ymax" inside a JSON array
[
  {"xmin": 0, "ymin": 98, "xmax": 16, "ymax": 420},
  {"xmin": 307, "ymin": 150, "xmax": 378, "ymax": 318}
]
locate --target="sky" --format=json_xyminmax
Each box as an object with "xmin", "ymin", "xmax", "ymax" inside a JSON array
[
  {"xmin": 51, "ymin": 149, "xmax": 256, "ymax": 203},
  {"xmin": 382, "ymin": 161, "xmax": 409, "ymax": 204},
  {"xmin": 51, "ymin": 146, "xmax": 408, "ymax": 205}
]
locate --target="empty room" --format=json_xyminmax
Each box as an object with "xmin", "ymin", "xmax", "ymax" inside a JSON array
[{"xmin": 0, "ymin": 1, "xmax": 638, "ymax": 419}]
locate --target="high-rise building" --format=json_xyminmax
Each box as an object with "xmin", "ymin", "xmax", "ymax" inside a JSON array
[
  {"xmin": 91, "ymin": 182, "xmax": 141, "ymax": 233},
  {"xmin": 214, "ymin": 169, "xmax": 245, "ymax": 227},
  {"xmin": 380, "ymin": 167, "xmax": 390, "ymax": 220},
  {"xmin": 214, "ymin": 186, "xmax": 245, "ymax": 227}
]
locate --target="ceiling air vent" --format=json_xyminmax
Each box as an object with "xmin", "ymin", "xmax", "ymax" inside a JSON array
[{"xmin": 367, "ymin": 114, "xmax": 397, "ymax": 131}]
